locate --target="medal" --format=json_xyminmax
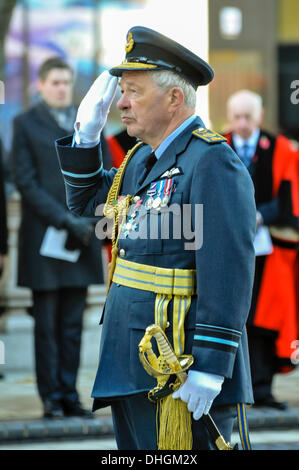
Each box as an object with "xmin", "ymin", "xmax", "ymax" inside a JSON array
[
  {"xmin": 160, "ymin": 196, "xmax": 169, "ymax": 208},
  {"xmin": 145, "ymin": 197, "xmax": 154, "ymax": 210},
  {"xmin": 130, "ymin": 198, "xmax": 143, "ymax": 218},
  {"xmin": 121, "ymin": 197, "xmax": 142, "ymax": 237},
  {"xmin": 160, "ymin": 178, "xmax": 173, "ymax": 208},
  {"xmin": 145, "ymin": 182, "xmax": 157, "ymax": 210},
  {"xmin": 152, "ymin": 197, "xmax": 161, "ymax": 210},
  {"xmin": 153, "ymin": 180, "xmax": 165, "ymax": 211},
  {"xmin": 135, "ymin": 199, "xmax": 143, "ymax": 209},
  {"xmin": 146, "ymin": 182, "xmax": 157, "ymax": 197},
  {"xmin": 122, "ymin": 221, "xmax": 138, "ymax": 238}
]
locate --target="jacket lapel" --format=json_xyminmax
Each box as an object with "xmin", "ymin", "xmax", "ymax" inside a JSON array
[
  {"xmin": 35, "ymin": 102, "xmax": 62, "ymax": 131},
  {"xmin": 136, "ymin": 116, "xmax": 205, "ymax": 195},
  {"xmin": 35, "ymin": 101, "xmax": 77, "ymax": 134}
]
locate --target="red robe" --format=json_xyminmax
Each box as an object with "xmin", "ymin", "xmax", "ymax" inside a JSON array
[
  {"xmin": 106, "ymin": 130, "xmax": 137, "ymax": 169},
  {"xmin": 226, "ymin": 130, "xmax": 299, "ymax": 372}
]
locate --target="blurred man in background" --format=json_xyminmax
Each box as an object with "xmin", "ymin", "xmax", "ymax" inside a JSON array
[
  {"xmin": 225, "ymin": 89, "xmax": 299, "ymax": 409},
  {"xmin": 11, "ymin": 57, "xmax": 110, "ymax": 418}
]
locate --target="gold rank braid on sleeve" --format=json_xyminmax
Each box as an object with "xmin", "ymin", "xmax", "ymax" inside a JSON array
[{"xmin": 103, "ymin": 142, "xmax": 144, "ymax": 293}]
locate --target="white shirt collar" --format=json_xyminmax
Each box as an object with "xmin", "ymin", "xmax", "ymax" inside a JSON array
[
  {"xmin": 154, "ymin": 114, "xmax": 197, "ymax": 159},
  {"xmin": 232, "ymin": 128, "xmax": 260, "ymax": 151}
]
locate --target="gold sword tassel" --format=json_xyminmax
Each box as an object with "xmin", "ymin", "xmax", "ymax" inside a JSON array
[{"xmin": 139, "ymin": 324, "xmax": 233, "ymax": 450}]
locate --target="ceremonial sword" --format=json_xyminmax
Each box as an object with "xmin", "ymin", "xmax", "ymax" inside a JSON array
[{"xmin": 139, "ymin": 324, "xmax": 234, "ymax": 450}]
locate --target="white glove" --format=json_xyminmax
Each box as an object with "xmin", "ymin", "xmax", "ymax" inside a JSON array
[
  {"xmin": 74, "ymin": 70, "xmax": 118, "ymax": 146},
  {"xmin": 172, "ymin": 370, "xmax": 224, "ymax": 420}
]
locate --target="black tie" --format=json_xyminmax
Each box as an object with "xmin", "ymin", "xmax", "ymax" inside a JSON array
[
  {"xmin": 140, "ymin": 152, "xmax": 157, "ymax": 184},
  {"xmin": 138, "ymin": 152, "xmax": 157, "ymax": 186},
  {"xmin": 145, "ymin": 152, "xmax": 157, "ymax": 174}
]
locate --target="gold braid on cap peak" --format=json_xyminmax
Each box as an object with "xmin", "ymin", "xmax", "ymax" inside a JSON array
[{"xmin": 103, "ymin": 142, "xmax": 144, "ymax": 293}]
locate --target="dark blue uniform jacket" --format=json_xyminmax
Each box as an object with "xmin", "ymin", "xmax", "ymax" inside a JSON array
[{"xmin": 56, "ymin": 116, "xmax": 256, "ymax": 409}]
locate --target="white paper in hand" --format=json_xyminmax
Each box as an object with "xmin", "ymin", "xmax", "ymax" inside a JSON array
[
  {"xmin": 254, "ymin": 226, "xmax": 273, "ymax": 256},
  {"xmin": 40, "ymin": 226, "xmax": 81, "ymax": 263}
]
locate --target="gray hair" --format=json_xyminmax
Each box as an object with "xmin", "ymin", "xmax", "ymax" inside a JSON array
[
  {"xmin": 151, "ymin": 70, "xmax": 196, "ymax": 109},
  {"xmin": 227, "ymin": 89, "xmax": 263, "ymax": 121}
]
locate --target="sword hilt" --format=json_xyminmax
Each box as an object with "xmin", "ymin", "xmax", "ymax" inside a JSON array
[
  {"xmin": 152, "ymin": 328, "xmax": 187, "ymax": 384},
  {"xmin": 139, "ymin": 324, "xmax": 234, "ymax": 450}
]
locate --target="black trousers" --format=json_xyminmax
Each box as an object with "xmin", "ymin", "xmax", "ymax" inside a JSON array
[
  {"xmin": 247, "ymin": 327, "xmax": 277, "ymax": 402},
  {"xmin": 111, "ymin": 392, "xmax": 236, "ymax": 450},
  {"xmin": 32, "ymin": 287, "xmax": 87, "ymax": 404}
]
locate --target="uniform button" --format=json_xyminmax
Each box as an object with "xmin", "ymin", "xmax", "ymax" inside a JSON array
[
  {"xmin": 119, "ymin": 248, "xmax": 126, "ymax": 257},
  {"xmin": 133, "ymin": 196, "xmax": 140, "ymax": 203}
]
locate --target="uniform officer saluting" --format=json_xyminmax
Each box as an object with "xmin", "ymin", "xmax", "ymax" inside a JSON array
[{"xmin": 56, "ymin": 26, "xmax": 256, "ymax": 450}]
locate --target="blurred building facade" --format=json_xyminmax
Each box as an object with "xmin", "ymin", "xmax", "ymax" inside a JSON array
[
  {"xmin": 2, "ymin": 0, "xmax": 298, "ymax": 149},
  {"xmin": 209, "ymin": 0, "xmax": 299, "ymax": 142}
]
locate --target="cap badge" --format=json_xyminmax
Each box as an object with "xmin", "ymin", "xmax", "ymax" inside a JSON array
[{"xmin": 125, "ymin": 32, "xmax": 134, "ymax": 53}]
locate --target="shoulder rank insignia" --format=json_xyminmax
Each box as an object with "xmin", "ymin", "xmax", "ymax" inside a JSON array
[{"xmin": 192, "ymin": 128, "xmax": 227, "ymax": 144}]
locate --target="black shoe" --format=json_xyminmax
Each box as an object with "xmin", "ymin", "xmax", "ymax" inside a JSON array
[
  {"xmin": 254, "ymin": 398, "xmax": 288, "ymax": 410},
  {"xmin": 62, "ymin": 400, "xmax": 93, "ymax": 418},
  {"xmin": 43, "ymin": 400, "xmax": 64, "ymax": 418}
]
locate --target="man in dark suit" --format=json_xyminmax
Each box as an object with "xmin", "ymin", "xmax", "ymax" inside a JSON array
[
  {"xmin": 11, "ymin": 57, "xmax": 109, "ymax": 418},
  {"xmin": 56, "ymin": 28, "xmax": 256, "ymax": 449}
]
